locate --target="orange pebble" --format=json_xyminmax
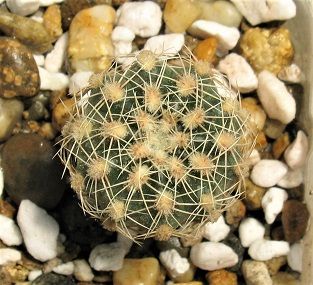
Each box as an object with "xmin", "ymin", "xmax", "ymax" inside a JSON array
[{"xmin": 193, "ymin": 37, "xmax": 218, "ymax": 63}]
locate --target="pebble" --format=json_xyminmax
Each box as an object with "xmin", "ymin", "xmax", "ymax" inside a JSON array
[
  {"xmin": 241, "ymin": 98, "xmax": 267, "ymax": 131},
  {"xmin": 278, "ymin": 63, "xmax": 303, "ymax": 83},
  {"xmin": 163, "ymin": 0, "xmax": 201, "ymax": 33},
  {"xmin": 250, "ymin": 159, "xmax": 288, "ymax": 188},
  {"xmin": 244, "ymin": 178, "xmax": 266, "ymax": 210},
  {"xmin": 272, "ymin": 272, "xmax": 300, "ymax": 285},
  {"xmin": 53, "ymin": 261, "xmax": 74, "ymax": 275},
  {"xmin": 225, "ymin": 199, "xmax": 246, "ymax": 225},
  {"xmin": 0, "ymin": 98, "xmax": 24, "ymax": 141},
  {"xmin": 230, "ymin": 0, "xmax": 296, "ymax": 26},
  {"xmin": 112, "ymin": 26, "xmax": 135, "ymax": 58},
  {"xmin": 117, "ymin": 1, "xmax": 162, "ymax": 37},
  {"xmin": 218, "ymin": 53, "xmax": 258, "ymax": 93},
  {"xmin": 257, "ymin": 71, "xmax": 296, "ymax": 124},
  {"xmin": 198, "ymin": 0, "xmax": 242, "ymax": 27},
  {"xmin": 0, "ymin": 214, "xmax": 23, "ymax": 246},
  {"xmin": 242, "ymin": 260, "xmax": 272, "ymax": 285},
  {"xmin": 247, "ymin": 149, "xmax": 261, "ymax": 167},
  {"xmin": 202, "ymin": 216, "xmax": 230, "ymax": 242},
  {"xmin": 223, "ymin": 234, "xmax": 244, "ymax": 272},
  {"xmin": 30, "ymin": 9, "xmax": 44, "ymax": 23},
  {"xmin": 1, "ymin": 133, "xmax": 66, "ymax": 209},
  {"xmin": 0, "ymin": 248, "xmax": 22, "ymax": 266},
  {"xmin": 248, "ymin": 239, "xmax": 290, "ymax": 261},
  {"xmin": 33, "ymin": 54, "xmax": 45, "ymax": 66},
  {"xmin": 239, "ymin": 218, "xmax": 265, "ymax": 248},
  {"xmin": 68, "ymin": 5, "xmax": 115, "ymax": 72},
  {"xmin": 89, "ymin": 242, "xmax": 127, "ymax": 271},
  {"xmin": 205, "ymin": 269, "xmax": 238, "ymax": 285},
  {"xmin": 52, "ymin": 97, "xmax": 74, "ymax": 131},
  {"xmin": 262, "ymin": 187, "xmax": 288, "ymax": 224},
  {"xmin": 40, "ymin": 0, "xmax": 64, "ymax": 6},
  {"xmin": 190, "ymin": 242, "xmax": 238, "ymax": 270},
  {"xmin": 240, "ymin": 27, "xmax": 294, "ymax": 75},
  {"xmin": 17, "ymin": 199, "xmax": 59, "ymax": 261},
  {"xmin": 265, "ymin": 256, "xmax": 287, "ymax": 276},
  {"xmin": 0, "ymin": 9, "xmax": 53, "ymax": 54},
  {"xmin": 188, "ymin": 20, "xmax": 240, "ymax": 53},
  {"xmin": 277, "ymin": 168, "xmax": 303, "ymax": 189},
  {"xmin": 45, "ymin": 32, "xmax": 68, "ymax": 73},
  {"xmin": 282, "ymin": 200, "xmax": 309, "ymax": 243},
  {"xmin": 144, "ymin": 33, "xmax": 185, "ymax": 55},
  {"xmin": 28, "ymin": 270, "xmax": 43, "ymax": 281},
  {"xmin": 193, "ymin": 37, "xmax": 217, "ymax": 63},
  {"xmin": 0, "ymin": 38, "xmax": 40, "ymax": 99},
  {"xmin": 272, "ymin": 133, "xmax": 290, "ymax": 159},
  {"xmin": 43, "ymin": 4, "xmax": 63, "ymax": 42},
  {"xmin": 287, "ymin": 242, "xmax": 302, "ymax": 272},
  {"xmin": 113, "ymin": 258, "xmax": 161, "ymax": 285},
  {"xmin": 69, "ymin": 71, "xmax": 93, "ymax": 94},
  {"xmin": 0, "ymin": 199, "xmax": 16, "ymax": 218},
  {"xmin": 265, "ymin": 119, "xmax": 286, "ymax": 140},
  {"xmin": 31, "ymin": 272, "xmax": 75, "ymax": 285},
  {"xmin": 6, "ymin": 0, "xmax": 40, "ymax": 16},
  {"xmin": 73, "ymin": 259, "xmax": 94, "ymax": 282},
  {"xmin": 159, "ymin": 249, "xmax": 190, "ymax": 278},
  {"xmin": 284, "ymin": 130, "xmax": 309, "ymax": 169},
  {"xmin": 39, "ymin": 67, "xmax": 69, "ymax": 91}
]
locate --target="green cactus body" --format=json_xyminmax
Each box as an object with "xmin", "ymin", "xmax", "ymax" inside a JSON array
[{"xmin": 59, "ymin": 51, "xmax": 255, "ymax": 241}]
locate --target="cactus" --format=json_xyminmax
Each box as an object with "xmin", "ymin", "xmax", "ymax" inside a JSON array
[{"xmin": 59, "ymin": 50, "xmax": 255, "ymax": 241}]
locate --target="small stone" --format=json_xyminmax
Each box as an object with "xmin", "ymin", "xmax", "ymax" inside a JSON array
[
  {"xmin": 272, "ymin": 272, "xmax": 300, "ymax": 285},
  {"xmin": 40, "ymin": 0, "xmax": 64, "ymax": 6},
  {"xmin": 6, "ymin": 0, "xmax": 40, "ymax": 16},
  {"xmin": 0, "ymin": 199, "xmax": 16, "ymax": 218},
  {"xmin": 31, "ymin": 272, "xmax": 75, "ymax": 285},
  {"xmin": 163, "ymin": 0, "xmax": 201, "ymax": 33},
  {"xmin": 230, "ymin": 0, "xmax": 296, "ymax": 26},
  {"xmin": 144, "ymin": 33, "xmax": 185, "ymax": 55},
  {"xmin": 112, "ymin": 26, "xmax": 135, "ymax": 58},
  {"xmin": 33, "ymin": 54, "xmax": 45, "ymax": 66},
  {"xmin": 282, "ymin": 200, "xmax": 309, "ymax": 243},
  {"xmin": 247, "ymin": 149, "xmax": 261, "ymax": 167},
  {"xmin": 244, "ymin": 178, "xmax": 266, "ymax": 210},
  {"xmin": 218, "ymin": 53, "xmax": 258, "ymax": 93},
  {"xmin": 68, "ymin": 5, "xmax": 115, "ymax": 72},
  {"xmin": 31, "ymin": 9, "xmax": 44, "ymax": 23},
  {"xmin": 39, "ymin": 67, "xmax": 69, "ymax": 91},
  {"xmin": 0, "ymin": 97, "xmax": 24, "ymax": 141},
  {"xmin": 239, "ymin": 218, "xmax": 265, "ymax": 248},
  {"xmin": 170, "ymin": 264, "xmax": 196, "ymax": 283},
  {"xmin": 202, "ymin": 216, "xmax": 230, "ymax": 242},
  {"xmin": 255, "ymin": 132, "xmax": 268, "ymax": 151},
  {"xmin": 287, "ymin": 242, "xmax": 302, "ymax": 272},
  {"xmin": 0, "ymin": 9, "xmax": 53, "ymax": 53},
  {"xmin": 53, "ymin": 262, "xmax": 74, "ymax": 275},
  {"xmin": 0, "ymin": 214, "xmax": 23, "ymax": 246},
  {"xmin": 225, "ymin": 199, "xmax": 246, "ymax": 226},
  {"xmin": 0, "ymin": 262, "xmax": 29, "ymax": 283},
  {"xmin": 1, "ymin": 133, "xmax": 66, "ymax": 209},
  {"xmin": 264, "ymin": 256, "xmax": 287, "ymax": 275},
  {"xmin": 45, "ymin": 32, "xmax": 67, "ymax": 73},
  {"xmin": 265, "ymin": 119, "xmax": 286, "ymax": 139},
  {"xmin": 198, "ymin": 0, "xmax": 242, "ymax": 27},
  {"xmin": 241, "ymin": 98, "xmax": 266, "ymax": 131},
  {"xmin": 69, "ymin": 71, "xmax": 93, "ymax": 94},
  {"xmin": 262, "ymin": 187, "xmax": 288, "ymax": 224},
  {"xmin": 248, "ymin": 239, "xmax": 289, "ymax": 261},
  {"xmin": 257, "ymin": 71, "xmax": 296, "ymax": 124},
  {"xmin": 38, "ymin": 122, "xmax": 57, "ymax": 140},
  {"xmin": 113, "ymin": 258, "xmax": 161, "ymax": 285},
  {"xmin": 242, "ymin": 260, "xmax": 272, "ymax": 285},
  {"xmin": 277, "ymin": 168, "xmax": 303, "ymax": 189},
  {"xmin": 17, "ymin": 200, "xmax": 59, "ymax": 262},
  {"xmin": 222, "ymin": 234, "xmax": 244, "ymax": 272},
  {"xmin": 193, "ymin": 37, "xmax": 217, "ymax": 63},
  {"xmin": 284, "ymin": 130, "xmax": 309, "ymax": 170},
  {"xmin": 0, "ymin": 248, "xmax": 22, "ymax": 266},
  {"xmin": 190, "ymin": 242, "xmax": 238, "ymax": 271},
  {"xmin": 43, "ymin": 4, "xmax": 62, "ymax": 42},
  {"xmin": 28, "ymin": 269, "xmax": 43, "ymax": 281},
  {"xmin": 205, "ymin": 270, "xmax": 238, "ymax": 285},
  {"xmin": 73, "ymin": 259, "xmax": 94, "ymax": 282},
  {"xmin": 272, "ymin": 133, "xmax": 290, "ymax": 159},
  {"xmin": 250, "ymin": 159, "xmax": 288, "ymax": 188},
  {"xmin": 188, "ymin": 20, "xmax": 240, "ymax": 53},
  {"xmin": 278, "ymin": 63, "xmax": 302, "ymax": 84}
]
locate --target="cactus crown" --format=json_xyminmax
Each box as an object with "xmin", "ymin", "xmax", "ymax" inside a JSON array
[{"xmin": 59, "ymin": 50, "xmax": 255, "ymax": 241}]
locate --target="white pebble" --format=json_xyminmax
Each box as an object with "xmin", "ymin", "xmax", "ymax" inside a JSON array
[
  {"xmin": 278, "ymin": 168, "xmax": 304, "ymax": 188},
  {"xmin": 250, "ymin": 159, "xmax": 288, "ymax": 188},
  {"xmin": 69, "ymin": 71, "xmax": 93, "ymax": 94},
  {"xmin": 33, "ymin": 54, "xmax": 45, "ymax": 66},
  {"xmin": 39, "ymin": 67, "xmax": 69, "ymax": 91},
  {"xmin": 230, "ymin": 0, "xmax": 296, "ymax": 26},
  {"xmin": 143, "ymin": 33, "xmax": 185, "ymax": 55},
  {"xmin": 28, "ymin": 270, "xmax": 43, "ymax": 281},
  {"xmin": 278, "ymin": 63, "xmax": 303, "ymax": 84},
  {"xmin": 17, "ymin": 199, "xmax": 59, "ymax": 262},
  {"xmin": 39, "ymin": 0, "xmax": 63, "ymax": 6},
  {"xmin": 187, "ymin": 20, "xmax": 240, "ymax": 53},
  {"xmin": 159, "ymin": 249, "xmax": 190, "ymax": 278},
  {"xmin": 239, "ymin": 218, "xmax": 265, "ymax": 248},
  {"xmin": 202, "ymin": 216, "xmax": 230, "ymax": 242},
  {"xmin": 0, "ymin": 214, "xmax": 23, "ymax": 246},
  {"xmin": 73, "ymin": 259, "xmax": 94, "ymax": 282},
  {"xmin": 30, "ymin": 9, "xmax": 43, "ymax": 23},
  {"xmin": 190, "ymin": 242, "xmax": 238, "ymax": 270},
  {"xmin": 116, "ymin": 1, "xmax": 162, "ymax": 38},
  {"xmin": 217, "ymin": 53, "xmax": 258, "ymax": 93},
  {"xmin": 45, "ymin": 32, "xmax": 68, "ymax": 73},
  {"xmin": 0, "ymin": 167, "xmax": 3, "ymax": 197},
  {"xmin": 6, "ymin": 0, "xmax": 40, "ymax": 16},
  {"xmin": 287, "ymin": 242, "xmax": 303, "ymax": 272},
  {"xmin": 247, "ymin": 149, "xmax": 261, "ymax": 167},
  {"xmin": 284, "ymin": 130, "xmax": 309, "ymax": 170},
  {"xmin": 112, "ymin": 26, "xmax": 135, "ymax": 58},
  {"xmin": 262, "ymin": 187, "xmax": 288, "ymax": 224},
  {"xmin": 117, "ymin": 233, "xmax": 133, "ymax": 254},
  {"xmin": 0, "ymin": 248, "xmax": 22, "ymax": 265},
  {"xmin": 257, "ymin": 70, "xmax": 296, "ymax": 124},
  {"xmin": 248, "ymin": 239, "xmax": 290, "ymax": 261},
  {"xmin": 53, "ymin": 261, "xmax": 74, "ymax": 275},
  {"xmin": 89, "ymin": 242, "xmax": 127, "ymax": 271}
]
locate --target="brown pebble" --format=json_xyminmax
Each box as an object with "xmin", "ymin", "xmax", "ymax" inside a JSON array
[
  {"xmin": 264, "ymin": 256, "xmax": 287, "ymax": 276},
  {"xmin": 255, "ymin": 131, "xmax": 268, "ymax": 150},
  {"xmin": 52, "ymin": 97, "xmax": 75, "ymax": 131},
  {"xmin": 0, "ymin": 263, "xmax": 29, "ymax": 283},
  {"xmin": 43, "ymin": 5, "xmax": 63, "ymax": 42},
  {"xmin": 206, "ymin": 269, "xmax": 238, "ymax": 285},
  {"xmin": 0, "ymin": 199, "xmax": 16, "ymax": 218},
  {"xmin": 193, "ymin": 37, "xmax": 217, "ymax": 63},
  {"xmin": 272, "ymin": 133, "xmax": 290, "ymax": 159},
  {"xmin": 225, "ymin": 199, "xmax": 246, "ymax": 226},
  {"xmin": 282, "ymin": 200, "xmax": 309, "ymax": 243},
  {"xmin": 244, "ymin": 178, "xmax": 266, "ymax": 210}
]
